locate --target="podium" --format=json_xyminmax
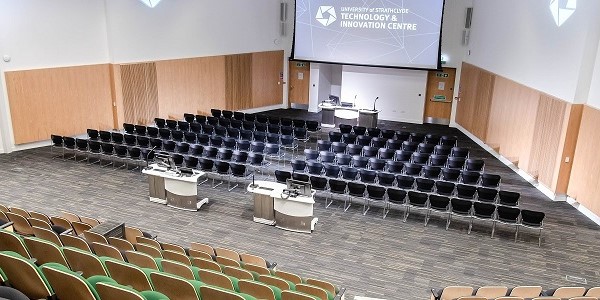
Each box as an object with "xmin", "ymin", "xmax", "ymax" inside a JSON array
[
  {"xmin": 358, "ymin": 109, "xmax": 379, "ymax": 128},
  {"xmin": 142, "ymin": 164, "xmax": 208, "ymax": 211}
]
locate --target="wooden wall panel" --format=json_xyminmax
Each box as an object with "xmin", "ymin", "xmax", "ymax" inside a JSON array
[
  {"xmin": 568, "ymin": 105, "xmax": 600, "ymax": 215},
  {"xmin": 5, "ymin": 64, "xmax": 114, "ymax": 144},
  {"xmin": 225, "ymin": 54, "xmax": 252, "ymax": 111},
  {"xmin": 456, "ymin": 63, "xmax": 494, "ymax": 140},
  {"xmin": 251, "ymin": 50, "xmax": 284, "ymax": 108},
  {"xmin": 109, "ymin": 64, "xmax": 123, "ymax": 129},
  {"xmin": 486, "ymin": 76, "xmax": 540, "ymax": 170},
  {"xmin": 556, "ymin": 104, "xmax": 583, "ymax": 193},
  {"xmin": 155, "ymin": 56, "xmax": 226, "ymax": 118},
  {"xmin": 528, "ymin": 95, "xmax": 567, "ymax": 189},
  {"xmin": 121, "ymin": 63, "xmax": 159, "ymax": 125}
]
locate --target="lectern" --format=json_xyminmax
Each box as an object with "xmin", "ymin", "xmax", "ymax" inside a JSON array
[{"xmin": 358, "ymin": 109, "xmax": 379, "ymax": 128}]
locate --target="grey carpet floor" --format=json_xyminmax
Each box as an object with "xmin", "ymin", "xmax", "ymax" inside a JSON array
[{"xmin": 0, "ymin": 109, "xmax": 599, "ymax": 299}]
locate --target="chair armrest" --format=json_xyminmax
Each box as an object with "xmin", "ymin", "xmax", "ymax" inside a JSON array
[
  {"xmin": 540, "ymin": 288, "xmax": 555, "ymax": 296},
  {"xmin": 61, "ymin": 229, "xmax": 73, "ymax": 235},
  {"xmin": 266, "ymin": 261, "xmax": 277, "ymax": 269},
  {"xmin": 29, "ymin": 258, "xmax": 38, "ymax": 265},
  {"xmin": 333, "ymin": 287, "xmax": 346, "ymax": 300},
  {"xmin": 431, "ymin": 288, "xmax": 443, "ymax": 300},
  {"xmin": 142, "ymin": 231, "xmax": 157, "ymax": 240},
  {"xmin": 0, "ymin": 221, "xmax": 14, "ymax": 230}
]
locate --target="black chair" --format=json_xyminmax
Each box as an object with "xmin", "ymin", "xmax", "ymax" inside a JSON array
[
  {"xmin": 100, "ymin": 142, "xmax": 114, "ymax": 167},
  {"xmin": 175, "ymin": 142, "xmax": 190, "ymax": 154},
  {"xmin": 324, "ymin": 164, "xmax": 340, "ymax": 178},
  {"xmin": 163, "ymin": 140, "xmax": 176, "ymax": 152},
  {"xmin": 228, "ymin": 163, "xmax": 248, "ymax": 192},
  {"xmin": 440, "ymin": 135, "xmax": 458, "ymax": 147},
  {"xmin": 415, "ymin": 178, "xmax": 435, "ymax": 193},
  {"xmin": 210, "ymin": 136, "xmax": 223, "ymax": 147},
  {"xmin": 227, "ymin": 128, "xmax": 240, "ymax": 139},
  {"xmin": 202, "ymin": 124, "xmax": 215, "ymax": 135},
  {"xmin": 198, "ymin": 158, "xmax": 215, "ymax": 185},
  {"xmin": 396, "ymin": 174, "xmax": 415, "ymax": 190},
  {"xmin": 240, "ymin": 129, "xmax": 253, "ymax": 141},
  {"xmin": 291, "ymin": 159, "xmax": 307, "ymax": 173},
  {"xmin": 346, "ymin": 144, "xmax": 363, "ymax": 156},
  {"xmin": 356, "ymin": 135, "xmax": 372, "ymax": 146},
  {"xmin": 204, "ymin": 146, "xmax": 218, "ymax": 159},
  {"xmin": 268, "ymin": 116, "xmax": 280, "ymax": 125},
  {"xmin": 385, "ymin": 188, "xmax": 407, "ymax": 218},
  {"xmin": 386, "ymin": 161, "xmax": 404, "ymax": 173},
  {"xmin": 206, "ymin": 116, "xmax": 219, "ymax": 126},
  {"xmin": 230, "ymin": 119, "xmax": 243, "ymax": 130},
  {"xmin": 212, "ymin": 161, "xmax": 230, "ymax": 188},
  {"xmin": 422, "ymin": 166, "xmax": 441, "ymax": 179},
  {"xmin": 441, "ymin": 168, "xmax": 461, "ymax": 182},
  {"xmin": 424, "ymin": 134, "xmax": 441, "ymax": 145},
  {"xmin": 242, "ymin": 121, "xmax": 255, "ymax": 131},
  {"xmin": 494, "ymin": 206, "xmax": 521, "ymax": 241},
  {"xmin": 339, "ymin": 133, "xmax": 355, "ymax": 144},
  {"xmin": 319, "ymin": 151, "xmax": 336, "ymax": 164},
  {"xmin": 498, "ymin": 190, "xmax": 520, "ymax": 206},
  {"xmin": 377, "ymin": 172, "xmax": 395, "ymax": 187},
  {"xmin": 127, "ymin": 146, "xmax": 142, "ymax": 170},
  {"xmin": 255, "ymin": 123, "xmax": 268, "ymax": 132},
  {"xmin": 386, "ymin": 139, "xmax": 403, "ymax": 151},
  {"xmin": 231, "ymin": 150, "xmax": 248, "ymax": 163},
  {"xmin": 359, "ymin": 169, "xmax": 377, "ymax": 184},
  {"xmin": 253, "ymin": 131, "xmax": 267, "ymax": 143},
  {"xmin": 306, "ymin": 121, "xmax": 320, "ymax": 140},
  {"xmin": 304, "ymin": 149, "xmax": 319, "ymax": 161},
  {"xmin": 250, "ymin": 141, "xmax": 265, "ymax": 153},
  {"xmin": 456, "ymin": 184, "xmax": 477, "ymax": 200},
  {"xmin": 371, "ymin": 137, "xmax": 387, "ymax": 148},
  {"xmin": 405, "ymin": 191, "xmax": 429, "ymax": 223},
  {"xmin": 428, "ymin": 154, "xmax": 448, "ymax": 167},
  {"xmin": 519, "ymin": 210, "xmax": 545, "ymax": 246},
  {"xmin": 150, "ymin": 138, "xmax": 163, "ymax": 150},
  {"xmin": 275, "ymin": 170, "xmax": 292, "ymax": 183},
  {"xmin": 335, "ymin": 153, "xmax": 352, "ymax": 166},
  {"xmin": 248, "ymin": 152, "xmax": 265, "ymax": 175},
  {"xmin": 170, "ymin": 153, "xmax": 184, "ymax": 167},
  {"xmin": 136, "ymin": 136, "xmax": 150, "ymax": 148},
  {"xmin": 190, "ymin": 123, "xmax": 203, "ymax": 134},
  {"xmin": 217, "ymin": 148, "xmax": 233, "ymax": 161},
  {"xmin": 411, "ymin": 153, "xmax": 430, "ymax": 165},
  {"xmin": 378, "ymin": 129, "xmax": 394, "ymax": 139},
  {"xmin": 481, "ymin": 173, "xmax": 501, "ymax": 188},
  {"xmin": 341, "ymin": 166, "xmax": 358, "ymax": 181},
  {"xmin": 196, "ymin": 115, "xmax": 207, "ymax": 124},
  {"xmin": 327, "ymin": 179, "xmax": 347, "ymax": 208},
  {"xmin": 470, "ymin": 202, "xmax": 496, "ymax": 235},
  {"xmin": 166, "ymin": 119, "xmax": 178, "ymax": 130},
  {"xmin": 134, "ymin": 125, "xmax": 147, "ymax": 136},
  {"xmin": 435, "ymin": 181, "xmax": 455, "ymax": 196},
  {"xmin": 292, "ymin": 119, "xmax": 306, "ymax": 128},
  {"xmin": 280, "ymin": 125, "xmax": 293, "ymax": 135},
  {"xmin": 362, "ymin": 146, "xmax": 379, "ymax": 158},
  {"xmin": 123, "ymin": 134, "xmax": 136, "ymax": 146},
  {"xmin": 256, "ymin": 114, "xmax": 269, "ymax": 124},
  {"xmin": 447, "ymin": 198, "xmax": 473, "ymax": 230},
  {"xmin": 434, "ymin": 145, "xmax": 453, "ymax": 156},
  {"xmin": 197, "ymin": 134, "xmax": 210, "ymax": 146},
  {"xmin": 307, "ymin": 161, "xmax": 324, "ymax": 175},
  {"xmin": 147, "ymin": 127, "xmax": 159, "ymax": 138},
  {"xmin": 346, "ymin": 182, "xmax": 366, "ymax": 212},
  {"xmin": 158, "ymin": 128, "xmax": 171, "ymax": 140},
  {"xmin": 184, "ymin": 155, "xmax": 199, "ymax": 168},
  {"xmin": 190, "ymin": 144, "xmax": 204, "ymax": 157},
  {"xmin": 264, "ymin": 143, "xmax": 281, "ymax": 165},
  {"xmin": 364, "ymin": 184, "xmax": 385, "ymax": 215},
  {"xmin": 451, "ymin": 147, "xmax": 469, "ymax": 158},
  {"xmin": 99, "ymin": 130, "xmax": 112, "ymax": 143},
  {"xmin": 477, "ymin": 187, "xmax": 498, "ymax": 203},
  {"xmin": 339, "ymin": 124, "xmax": 352, "ymax": 134},
  {"xmin": 403, "ymin": 163, "xmax": 422, "ymax": 176},
  {"xmin": 74, "ymin": 138, "xmax": 89, "ymax": 162},
  {"xmin": 310, "ymin": 176, "xmax": 328, "ymax": 196},
  {"xmin": 171, "ymin": 130, "xmax": 184, "ymax": 142},
  {"xmin": 214, "ymin": 125, "xmax": 227, "ymax": 137},
  {"xmin": 292, "ymin": 172, "xmax": 309, "ymax": 183},
  {"xmin": 402, "ymin": 141, "xmax": 419, "ymax": 152},
  {"xmin": 233, "ymin": 112, "xmax": 245, "ymax": 121},
  {"xmin": 410, "ymin": 133, "xmax": 425, "ymax": 143},
  {"xmin": 244, "ymin": 113, "xmax": 256, "ymax": 122},
  {"xmin": 266, "ymin": 133, "xmax": 280, "ymax": 144},
  {"xmin": 378, "ymin": 148, "xmax": 395, "ymax": 160},
  {"xmin": 395, "ymin": 150, "xmax": 413, "ymax": 162},
  {"xmin": 237, "ymin": 140, "xmax": 251, "ymax": 151},
  {"xmin": 317, "ymin": 140, "xmax": 332, "ymax": 152},
  {"xmin": 184, "ymin": 113, "xmax": 196, "ymax": 123},
  {"xmin": 461, "ymin": 170, "xmax": 481, "ymax": 185},
  {"xmin": 154, "ymin": 118, "xmax": 166, "ymax": 128},
  {"xmin": 352, "ymin": 126, "xmax": 366, "ymax": 135},
  {"xmin": 426, "ymin": 195, "xmax": 451, "ymax": 226},
  {"xmin": 351, "ymin": 156, "xmax": 368, "ymax": 169},
  {"xmin": 368, "ymin": 158, "xmax": 386, "ymax": 171},
  {"xmin": 184, "ymin": 132, "xmax": 197, "ymax": 143},
  {"xmin": 465, "ymin": 159, "xmax": 485, "ymax": 172},
  {"xmin": 395, "ymin": 131, "xmax": 410, "ymax": 141},
  {"xmin": 268, "ymin": 124, "xmax": 280, "ymax": 134},
  {"xmin": 210, "ymin": 109, "xmax": 222, "ymax": 118},
  {"xmin": 222, "ymin": 110, "xmax": 234, "ymax": 119},
  {"xmin": 328, "ymin": 131, "xmax": 342, "ymax": 143},
  {"xmin": 123, "ymin": 123, "xmax": 135, "ymax": 134},
  {"xmin": 331, "ymin": 142, "xmax": 347, "ymax": 154},
  {"xmin": 417, "ymin": 143, "xmax": 434, "ymax": 155},
  {"xmin": 178, "ymin": 121, "xmax": 190, "ymax": 132}
]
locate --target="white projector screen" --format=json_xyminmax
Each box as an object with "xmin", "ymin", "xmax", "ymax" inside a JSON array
[{"xmin": 292, "ymin": 0, "xmax": 445, "ymax": 70}]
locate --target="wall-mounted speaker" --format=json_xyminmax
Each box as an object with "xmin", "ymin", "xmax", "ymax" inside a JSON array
[
  {"xmin": 465, "ymin": 7, "xmax": 473, "ymax": 29},
  {"xmin": 280, "ymin": 2, "xmax": 288, "ymax": 36}
]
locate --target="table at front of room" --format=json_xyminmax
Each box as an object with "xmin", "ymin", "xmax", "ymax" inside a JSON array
[
  {"xmin": 247, "ymin": 180, "xmax": 318, "ymax": 233},
  {"xmin": 318, "ymin": 102, "xmax": 379, "ymax": 128},
  {"xmin": 142, "ymin": 164, "xmax": 208, "ymax": 211}
]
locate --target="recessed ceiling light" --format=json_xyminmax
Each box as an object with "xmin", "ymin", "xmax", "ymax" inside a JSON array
[{"xmin": 140, "ymin": 0, "xmax": 162, "ymax": 8}]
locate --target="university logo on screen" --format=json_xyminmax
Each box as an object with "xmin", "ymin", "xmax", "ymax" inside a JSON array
[{"xmin": 315, "ymin": 6, "xmax": 337, "ymax": 26}]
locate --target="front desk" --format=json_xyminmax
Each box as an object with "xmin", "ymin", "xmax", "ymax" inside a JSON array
[
  {"xmin": 247, "ymin": 181, "xmax": 318, "ymax": 233},
  {"xmin": 318, "ymin": 103, "xmax": 379, "ymax": 128},
  {"xmin": 142, "ymin": 164, "xmax": 208, "ymax": 211}
]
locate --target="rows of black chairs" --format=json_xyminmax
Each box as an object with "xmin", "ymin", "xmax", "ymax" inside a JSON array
[
  {"xmin": 318, "ymin": 139, "xmax": 470, "ymax": 158},
  {"xmin": 206, "ymin": 108, "xmax": 318, "ymax": 129},
  {"xmin": 275, "ymin": 171, "xmax": 544, "ymax": 245},
  {"xmin": 336, "ymin": 123, "xmax": 458, "ymax": 146}
]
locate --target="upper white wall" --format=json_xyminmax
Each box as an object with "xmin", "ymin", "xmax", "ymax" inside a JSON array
[
  {"xmin": 440, "ymin": 0, "xmax": 472, "ymax": 68},
  {"xmin": 586, "ymin": 38, "xmax": 600, "ymax": 109},
  {"xmin": 466, "ymin": 0, "xmax": 600, "ymax": 102},
  {"xmin": 105, "ymin": 0, "xmax": 290, "ymax": 63}
]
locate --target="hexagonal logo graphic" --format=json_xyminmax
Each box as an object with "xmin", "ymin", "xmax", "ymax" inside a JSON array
[
  {"xmin": 549, "ymin": 0, "xmax": 576, "ymax": 26},
  {"xmin": 315, "ymin": 6, "xmax": 337, "ymax": 26}
]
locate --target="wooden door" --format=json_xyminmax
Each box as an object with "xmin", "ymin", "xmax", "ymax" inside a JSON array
[
  {"xmin": 423, "ymin": 67, "xmax": 456, "ymax": 125},
  {"xmin": 288, "ymin": 61, "xmax": 310, "ymax": 108}
]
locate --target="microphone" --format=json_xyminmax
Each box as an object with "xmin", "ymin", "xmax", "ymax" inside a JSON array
[
  {"xmin": 372, "ymin": 97, "xmax": 379, "ymax": 111},
  {"xmin": 354, "ymin": 95, "xmax": 357, "ymax": 107},
  {"xmin": 146, "ymin": 146, "xmax": 158, "ymax": 169}
]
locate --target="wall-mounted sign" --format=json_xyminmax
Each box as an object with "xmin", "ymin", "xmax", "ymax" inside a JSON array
[
  {"xmin": 296, "ymin": 62, "xmax": 306, "ymax": 67},
  {"xmin": 435, "ymin": 73, "xmax": 449, "ymax": 78},
  {"xmin": 432, "ymin": 95, "xmax": 447, "ymax": 101}
]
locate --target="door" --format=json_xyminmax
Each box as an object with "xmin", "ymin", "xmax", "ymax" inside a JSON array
[
  {"xmin": 423, "ymin": 67, "xmax": 456, "ymax": 125},
  {"xmin": 288, "ymin": 61, "xmax": 310, "ymax": 109}
]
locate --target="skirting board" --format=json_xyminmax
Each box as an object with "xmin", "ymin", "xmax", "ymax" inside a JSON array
[
  {"xmin": 450, "ymin": 121, "xmax": 600, "ymax": 226},
  {"xmin": 240, "ymin": 104, "xmax": 285, "ymax": 114}
]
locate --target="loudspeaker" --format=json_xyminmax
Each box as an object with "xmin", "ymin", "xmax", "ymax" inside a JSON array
[
  {"xmin": 464, "ymin": 7, "xmax": 473, "ymax": 29},
  {"xmin": 280, "ymin": 2, "xmax": 288, "ymax": 36}
]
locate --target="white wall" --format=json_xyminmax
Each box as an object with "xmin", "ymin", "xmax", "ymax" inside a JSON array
[
  {"xmin": 586, "ymin": 38, "xmax": 600, "ymax": 109},
  {"xmin": 466, "ymin": 0, "xmax": 600, "ymax": 102},
  {"xmin": 341, "ymin": 66, "xmax": 427, "ymax": 124}
]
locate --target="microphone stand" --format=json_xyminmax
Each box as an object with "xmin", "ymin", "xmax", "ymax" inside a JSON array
[
  {"xmin": 145, "ymin": 146, "xmax": 157, "ymax": 170},
  {"xmin": 372, "ymin": 97, "xmax": 379, "ymax": 111}
]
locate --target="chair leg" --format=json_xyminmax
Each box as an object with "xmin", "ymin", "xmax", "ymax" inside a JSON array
[
  {"xmin": 468, "ymin": 218, "xmax": 473, "ymax": 234},
  {"xmin": 382, "ymin": 202, "xmax": 389, "ymax": 219},
  {"xmin": 538, "ymin": 228, "xmax": 542, "ymax": 247},
  {"xmin": 514, "ymin": 225, "xmax": 519, "ymax": 242},
  {"xmin": 362, "ymin": 198, "xmax": 370, "ymax": 215},
  {"xmin": 446, "ymin": 213, "xmax": 452, "ymax": 230},
  {"xmin": 424, "ymin": 210, "xmax": 430, "ymax": 226},
  {"xmin": 403, "ymin": 206, "xmax": 410, "ymax": 222},
  {"xmin": 344, "ymin": 196, "xmax": 351, "ymax": 212},
  {"xmin": 325, "ymin": 192, "xmax": 332, "ymax": 208},
  {"xmin": 491, "ymin": 221, "xmax": 496, "ymax": 238}
]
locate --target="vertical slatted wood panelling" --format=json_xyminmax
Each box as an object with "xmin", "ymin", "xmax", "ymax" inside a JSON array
[
  {"xmin": 528, "ymin": 94, "xmax": 567, "ymax": 189},
  {"xmin": 109, "ymin": 64, "xmax": 124, "ymax": 129},
  {"xmin": 456, "ymin": 63, "xmax": 495, "ymax": 140},
  {"xmin": 5, "ymin": 64, "xmax": 114, "ymax": 144},
  {"xmin": 486, "ymin": 76, "xmax": 540, "ymax": 170},
  {"xmin": 120, "ymin": 63, "xmax": 159, "ymax": 125},
  {"xmin": 155, "ymin": 56, "xmax": 226, "ymax": 118},
  {"xmin": 251, "ymin": 50, "xmax": 284, "ymax": 108},
  {"xmin": 225, "ymin": 54, "xmax": 252, "ymax": 111},
  {"xmin": 568, "ymin": 105, "xmax": 600, "ymax": 215},
  {"xmin": 556, "ymin": 104, "xmax": 583, "ymax": 194}
]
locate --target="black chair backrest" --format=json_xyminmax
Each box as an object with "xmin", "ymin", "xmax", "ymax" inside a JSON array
[
  {"xmin": 319, "ymin": 151, "xmax": 335, "ymax": 163},
  {"xmin": 477, "ymin": 187, "xmax": 498, "ymax": 203},
  {"xmin": 395, "ymin": 131, "xmax": 410, "ymax": 141},
  {"xmin": 362, "ymin": 146, "xmax": 379, "ymax": 158},
  {"xmin": 158, "ymin": 128, "xmax": 171, "ymax": 139},
  {"xmin": 317, "ymin": 140, "xmax": 332, "ymax": 152},
  {"xmin": 368, "ymin": 158, "xmax": 386, "ymax": 171},
  {"xmin": 245, "ymin": 113, "xmax": 256, "ymax": 122},
  {"xmin": 367, "ymin": 128, "xmax": 381, "ymax": 137},
  {"xmin": 196, "ymin": 115, "xmax": 207, "ymax": 124},
  {"xmin": 214, "ymin": 161, "xmax": 230, "ymax": 174},
  {"xmin": 89, "ymin": 141, "xmax": 101, "ymax": 153},
  {"xmin": 190, "ymin": 144, "xmax": 204, "ymax": 156},
  {"xmin": 456, "ymin": 184, "xmax": 477, "ymax": 199},
  {"xmin": 434, "ymin": 145, "xmax": 452, "ymax": 156},
  {"xmin": 155, "ymin": 118, "xmax": 166, "ymax": 128},
  {"xmin": 329, "ymin": 179, "xmax": 347, "ymax": 193},
  {"xmin": 429, "ymin": 154, "xmax": 448, "ymax": 167},
  {"xmin": 440, "ymin": 135, "xmax": 458, "ymax": 146},
  {"xmin": 114, "ymin": 145, "xmax": 128, "ymax": 156},
  {"xmin": 240, "ymin": 130, "xmax": 253, "ymax": 141},
  {"xmin": 371, "ymin": 137, "xmax": 387, "ymax": 148},
  {"xmin": 124, "ymin": 134, "xmax": 136, "ymax": 146},
  {"xmin": 497, "ymin": 206, "xmax": 520, "ymax": 223},
  {"xmin": 222, "ymin": 110, "xmax": 234, "ymax": 119},
  {"xmin": 328, "ymin": 131, "xmax": 342, "ymax": 142},
  {"xmin": 429, "ymin": 195, "xmax": 450, "ymax": 210},
  {"xmin": 377, "ymin": 172, "xmax": 395, "ymax": 186},
  {"xmin": 134, "ymin": 126, "xmax": 147, "ymax": 136},
  {"xmin": 199, "ymin": 158, "xmax": 215, "ymax": 171},
  {"xmin": 386, "ymin": 160, "xmax": 404, "ymax": 173},
  {"xmin": 402, "ymin": 141, "xmax": 419, "ymax": 152},
  {"xmin": 307, "ymin": 161, "xmax": 324, "ymax": 175},
  {"xmin": 403, "ymin": 163, "xmax": 422, "ymax": 176},
  {"xmin": 129, "ymin": 147, "xmax": 141, "ymax": 159},
  {"xmin": 176, "ymin": 142, "xmax": 190, "ymax": 154},
  {"xmin": 341, "ymin": 166, "xmax": 358, "ymax": 180},
  {"xmin": 387, "ymin": 188, "xmax": 407, "ymax": 203},
  {"xmin": 342, "ymin": 133, "xmax": 357, "ymax": 144},
  {"xmin": 291, "ymin": 160, "xmax": 307, "ymax": 172},
  {"xmin": 304, "ymin": 149, "xmax": 319, "ymax": 161},
  {"xmin": 351, "ymin": 156, "xmax": 368, "ymax": 169},
  {"xmin": 331, "ymin": 142, "xmax": 347, "ymax": 154},
  {"xmin": 101, "ymin": 142, "xmax": 114, "ymax": 154},
  {"xmin": 275, "ymin": 170, "xmax": 292, "ymax": 183},
  {"xmin": 481, "ymin": 173, "xmax": 501, "ymax": 188},
  {"xmin": 347, "ymin": 182, "xmax": 366, "ymax": 196},
  {"xmin": 233, "ymin": 112, "xmax": 245, "ymax": 121},
  {"xmin": 435, "ymin": 181, "xmax": 455, "ymax": 196},
  {"xmin": 424, "ymin": 134, "xmax": 441, "ymax": 145},
  {"xmin": 418, "ymin": 143, "xmax": 435, "ymax": 154},
  {"xmin": 324, "ymin": 164, "xmax": 340, "ymax": 178},
  {"xmin": 422, "ymin": 166, "xmax": 441, "ymax": 179},
  {"xmin": 86, "ymin": 130, "xmax": 99, "ymax": 140},
  {"xmin": 99, "ymin": 131, "xmax": 112, "ymax": 142},
  {"xmin": 441, "ymin": 167, "xmax": 461, "ymax": 181},
  {"xmin": 451, "ymin": 198, "xmax": 472, "ymax": 213},
  {"xmin": 123, "ymin": 123, "xmax": 135, "ymax": 134},
  {"xmin": 473, "ymin": 202, "xmax": 495, "ymax": 218},
  {"xmin": 147, "ymin": 127, "xmax": 159, "ymax": 138},
  {"xmin": 520, "ymin": 210, "xmax": 545, "ymax": 226},
  {"xmin": 218, "ymin": 148, "xmax": 233, "ymax": 160},
  {"xmin": 248, "ymin": 153, "xmax": 264, "ymax": 165},
  {"xmin": 498, "ymin": 190, "xmax": 520, "ymax": 206},
  {"xmin": 352, "ymin": 126, "xmax": 366, "ymax": 135},
  {"xmin": 184, "ymin": 113, "xmax": 196, "ymax": 123},
  {"xmin": 416, "ymin": 178, "xmax": 435, "ymax": 192},
  {"xmin": 407, "ymin": 191, "xmax": 428, "ymax": 205},
  {"xmin": 136, "ymin": 136, "xmax": 150, "ymax": 148},
  {"xmin": 184, "ymin": 155, "xmax": 199, "ymax": 168},
  {"xmin": 381, "ymin": 129, "xmax": 395, "ymax": 139},
  {"xmin": 232, "ymin": 150, "xmax": 248, "ymax": 163},
  {"xmin": 359, "ymin": 169, "xmax": 377, "ymax": 183},
  {"xmin": 465, "ymin": 159, "xmax": 485, "ymax": 172},
  {"xmin": 339, "ymin": 124, "xmax": 352, "ymax": 134},
  {"xmin": 75, "ymin": 138, "xmax": 88, "ymax": 150},
  {"xmin": 412, "ymin": 153, "xmax": 430, "ymax": 164},
  {"xmin": 366, "ymin": 185, "xmax": 386, "ymax": 199},
  {"xmin": 451, "ymin": 147, "xmax": 469, "ymax": 158},
  {"xmin": 395, "ymin": 150, "xmax": 412, "ymax": 162},
  {"xmin": 211, "ymin": 109, "xmax": 221, "ymax": 118},
  {"xmin": 378, "ymin": 148, "xmax": 395, "ymax": 160},
  {"xmin": 178, "ymin": 121, "xmax": 190, "ymax": 131},
  {"xmin": 163, "ymin": 140, "xmax": 176, "ymax": 152},
  {"xmin": 410, "ymin": 133, "xmax": 425, "ymax": 143},
  {"xmin": 335, "ymin": 153, "xmax": 352, "ymax": 166},
  {"xmin": 292, "ymin": 173, "xmax": 309, "ymax": 182},
  {"xmin": 356, "ymin": 135, "xmax": 372, "ymax": 146},
  {"xmin": 230, "ymin": 163, "xmax": 246, "ymax": 176},
  {"xmin": 309, "ymin": 176, "xmax": 328, "ymax": 190},
  {"xmin": 396, "ymin": 175, "xmax": 415, "ymax": 189},
  {"xmin": 346, "ymin": 144, "xmax": 363, "ymax": 156},
  {"xmin": 170, "ymin": 153, "xmax": 184, "ymax": 166}
]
